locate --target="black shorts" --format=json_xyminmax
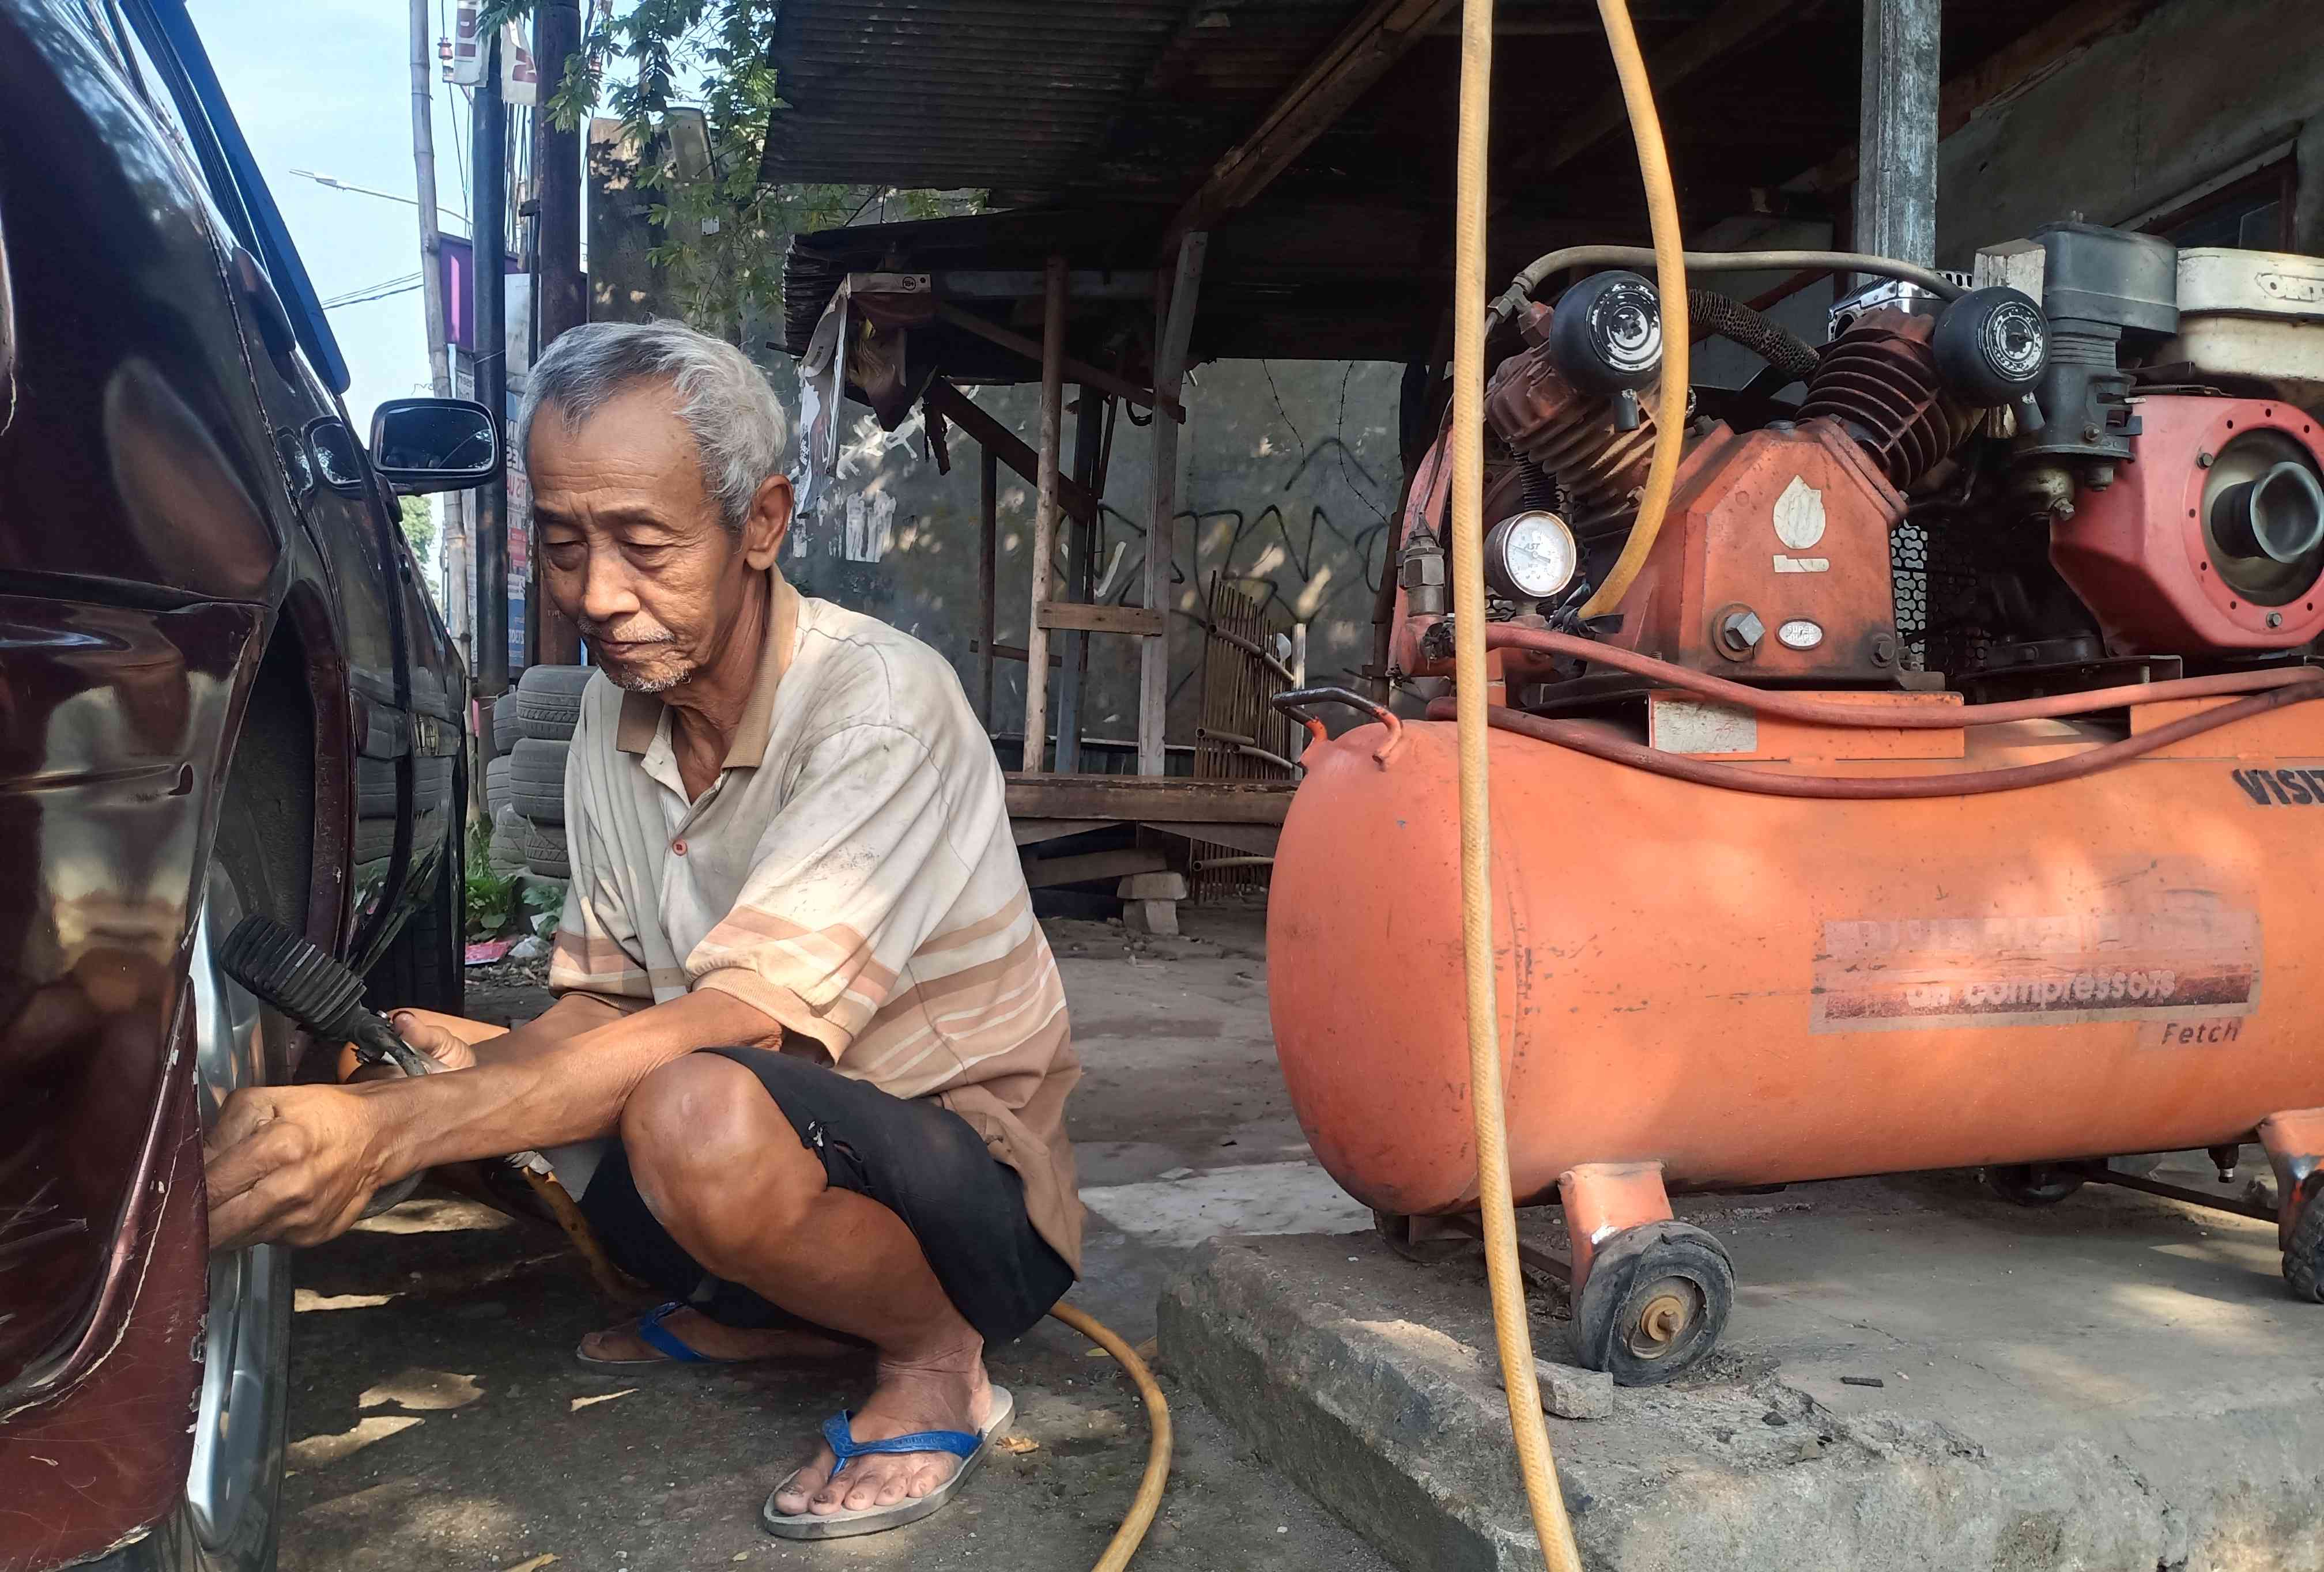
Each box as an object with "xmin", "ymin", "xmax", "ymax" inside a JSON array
[{"xmin": 576, "ymin": 1047, "xmax": 1074, "ymax": 1345}]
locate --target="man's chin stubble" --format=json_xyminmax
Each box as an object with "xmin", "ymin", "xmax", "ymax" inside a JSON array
[{"xmin": 602, "ymin": 659, "xmax": 696, "ymax": 694}]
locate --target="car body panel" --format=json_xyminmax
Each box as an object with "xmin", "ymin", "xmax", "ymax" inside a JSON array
[{"xmin": 0, "ymin": 0, "xmax": 470, "ymax": 1562}]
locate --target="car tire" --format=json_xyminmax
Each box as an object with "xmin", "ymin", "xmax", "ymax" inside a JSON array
[
  {"xmin": 363, "ymin": 764, "xmax": 466, "ymax": 1019},
  {"xmin": 523, "ymin": 816, "xmax": 571, "ymax": 881},
  {"xmin": 492, "ymin": 691, "xmax": 525, "ymax": 753},
  {"xmin": 119, "ymin": 790, "xmax": 300, "ymax": 1572},
  {"xmin": 508, "ymin": 736, "xmax": 568, "ymax": 824},
  {"xmin": 516, "ymin": 663, "xmax": 592, "ymax": 742},
  {"xmin": 484, "ymin": 752, "xmax": 514, "ymax": 819},
  {"xmin": 488, "ymin": 812, "xmax": 528, "ymax": 876}
]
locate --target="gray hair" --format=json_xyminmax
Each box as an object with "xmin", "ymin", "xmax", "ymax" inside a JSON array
[{"xmin": 518, "ymin": 319, "xmax": 790, "ymax": 533}]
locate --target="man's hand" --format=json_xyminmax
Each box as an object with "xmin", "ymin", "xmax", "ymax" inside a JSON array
[{"xmin": 204, "ymin": 1082, "xmax": 404, "ymax": 1250}]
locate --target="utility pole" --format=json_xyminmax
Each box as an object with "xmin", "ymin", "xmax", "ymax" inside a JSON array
[
  {"xmin": 474, "ymin": 26, "xmax": 510, "ymax": 698},
  {"xmin": 410, "ymin": 0, "xmax": 467, "ymax": 661},
  {"xmin": 532, "ymin": 0, "xmax": 584, "ymax": 665}
]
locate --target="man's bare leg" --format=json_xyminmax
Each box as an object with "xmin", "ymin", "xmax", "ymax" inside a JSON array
[
  {"xmin": 620, "ymin": 1053, "xmax": 996, "ymax": 1515},
  {"xmin": 381, "ymin": 1010, "xmax": 856, "ymax": 1366}
]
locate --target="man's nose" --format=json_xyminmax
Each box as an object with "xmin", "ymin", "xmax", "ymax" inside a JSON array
[{"xmin": 572, "ymin": 546, "xmax": 640, "ymax": 626}]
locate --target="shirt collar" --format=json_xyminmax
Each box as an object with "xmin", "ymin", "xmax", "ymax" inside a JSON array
[{"xmin": 613, "ymin": 570, "xmax": 801, "ymax": 768}]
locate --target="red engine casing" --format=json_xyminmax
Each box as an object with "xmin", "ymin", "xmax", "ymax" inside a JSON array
[{"xmin": 2052, "ymin": 395, "xmax": 2324, "ymax": 652}]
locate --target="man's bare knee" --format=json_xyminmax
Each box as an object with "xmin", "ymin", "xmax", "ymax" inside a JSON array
[{"xmin": 622, "ymin": 1055, "xmax": 823, "ymax": 1261}]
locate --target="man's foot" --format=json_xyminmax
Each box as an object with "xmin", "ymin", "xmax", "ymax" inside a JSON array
[
  {"xmin": 577, "ymin": 1304, "xmax": 860, "ymax": 1366},
  {"xmin": 772, "ymin": 1344, "xmax": 994, "ymax": 1516}
]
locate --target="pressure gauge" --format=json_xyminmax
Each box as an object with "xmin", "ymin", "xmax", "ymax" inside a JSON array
[{"xmin": 1483, "ymin": 510, "xmax": 1580, "ymax": 602}]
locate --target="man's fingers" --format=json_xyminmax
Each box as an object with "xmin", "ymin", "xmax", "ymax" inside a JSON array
[
  {"xmin": 201, "ymin": 1093, "xmax": 295, "ymax": 1204},
  {"xmin": 209, "ymin": 1166, "xmax": 310, "ymax": 1253}
]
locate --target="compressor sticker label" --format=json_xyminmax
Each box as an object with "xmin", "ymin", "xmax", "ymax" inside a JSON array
[{"xmin": 1811, "ymin": 910, "xmax": 2259, "ymax": 1033}]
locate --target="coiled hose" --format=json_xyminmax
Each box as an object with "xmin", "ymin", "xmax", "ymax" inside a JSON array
[
  {"xmin": 1449, "ymin": 0, "xmax": 1587, "ymax": 1569},
  {"xmin": 1688, "ymin": 288, "xmax": 1821, "ymax": 385}
]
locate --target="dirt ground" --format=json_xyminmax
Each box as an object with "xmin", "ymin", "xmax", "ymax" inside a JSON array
[{"xmin": 277, "ymin": 905, "xmax": 1397, "ymax": 1572}]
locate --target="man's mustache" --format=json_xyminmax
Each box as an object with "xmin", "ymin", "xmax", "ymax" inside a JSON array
[{"xmin": 583, "ymin": 621, "xmax": 677, "ymax": 646}]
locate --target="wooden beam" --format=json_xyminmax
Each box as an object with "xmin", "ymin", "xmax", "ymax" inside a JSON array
[
  {"xmin": 1021, "ymin": 255, "xmax": 1068, "ymax": 776},
  {"xmin": 1003, "ymin": 773, "xmax": 1293, "ymax": 826},
  {"xmin": 1505, "ymin": 0, "xmax": 1797, "ymax": 186},
  {"xmin": 922, "ymin": 380, "xmax": 1097, "ymax": 527},
  {"xmin": 1856, "ymin": 0, "xmax": 1940, "ymax": 267},
  {"xmin": 1168, "ymin": 0, "xmax": 1457, "ymax": 244},
  {"xmin": 1798, "ymin": 0, "xmax": 2157, "ymax": 195},
  {"xmin": 934, "ymin": 303, "xmax": 1183, "ymax": 422},
  {"xmin": 1054, "ymin": 386, "xmax": 1108, "ymax": 774},
  {"xmin": 1038, "ymin": 602, "xmax": 1167, "ymax": 637},
  {"xmin": 1141, "ymin": 232, "xmax": 1206, "ymax": 776},
  {"xmin": 970, "ymin": 638, "xmax": 1061, "ymax": 669},
  {"xmin": 1021, "ymin": 848, "xmax": 1171, "ymax": 890}
]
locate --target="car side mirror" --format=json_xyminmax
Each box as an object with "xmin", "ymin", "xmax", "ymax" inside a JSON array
[{"xmin": 369, "ymin": 398, "xmax": 501, "ymax": 493}]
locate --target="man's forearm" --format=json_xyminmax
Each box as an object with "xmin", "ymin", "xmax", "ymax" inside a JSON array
[
  {"xmin": 356, "ymin": 988, "xmax": 782, "ymax": 1178},
  {"xmin": 469, "ymin": 990, "xmax": 639, "ymax": 1064}
]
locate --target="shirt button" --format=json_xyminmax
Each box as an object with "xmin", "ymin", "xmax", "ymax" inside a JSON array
[{"xmin": 672, "ymin": 839, "xmax": 687, "ymax": 856}]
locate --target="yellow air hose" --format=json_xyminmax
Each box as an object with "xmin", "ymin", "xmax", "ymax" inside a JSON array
[
  {"xmin": 1049, "ymin": 1301, "xmax": 1173, "ymax": 1571},
  {"xmin": 1448, "ymin": 0, "xmax": 1587, "ymax": 1569},
  {"xmin": 1574, "ymin": 0, "xmax": 1691, "ymax": 623}
]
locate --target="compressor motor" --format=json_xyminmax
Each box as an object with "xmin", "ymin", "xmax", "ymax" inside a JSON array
[{"xmin": 1391, "ymin": 221, "xmax": 2324, "ymax": 704}]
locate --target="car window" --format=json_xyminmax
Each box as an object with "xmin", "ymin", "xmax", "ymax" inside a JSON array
[{"xmin": 108, "ymin": 0, "xmax": 258, "ymax": 253}]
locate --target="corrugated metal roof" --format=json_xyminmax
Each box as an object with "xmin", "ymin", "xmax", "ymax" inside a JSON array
[
  {"xmin": 761, "ymin": 0, "xmax": 1191, "ymax": 195},
  {"xmin": 768, "ymin": 0, "xmax": 2100, "ymax": 362}
]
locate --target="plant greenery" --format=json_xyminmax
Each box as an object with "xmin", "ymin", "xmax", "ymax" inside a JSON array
[{"xmin": 476, "ymin": 0, "xmax": 963, "ymax": 340}]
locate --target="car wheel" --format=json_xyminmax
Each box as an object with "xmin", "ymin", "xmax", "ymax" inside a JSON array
[
  {"xmin": 99, "ymin": 806, "xmax": 299, "ymax": 1572},
  {"xmin": 508, "ymin": 736, "xmax": 567, "ymax": 824}
]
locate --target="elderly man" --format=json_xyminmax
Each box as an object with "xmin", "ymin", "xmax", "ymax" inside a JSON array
[{"xmin": 203, "ymin": 319, "xmax": 1081, "ymax": 1538}]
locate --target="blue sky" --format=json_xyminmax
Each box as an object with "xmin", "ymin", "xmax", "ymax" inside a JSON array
[{"xmin": 198, "ymin": 0, "xmax": 478, "ymax": 430}]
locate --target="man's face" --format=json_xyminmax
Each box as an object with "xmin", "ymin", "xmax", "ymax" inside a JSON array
[{"xmin": 529, "ymin": 383, "xmax": 790, "ymax": 694}]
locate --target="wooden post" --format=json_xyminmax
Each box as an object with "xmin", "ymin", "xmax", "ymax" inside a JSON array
[
  {"xmin": 1856, "ymin": 0, "xmax": 1941, "ymax": 269},
  {"xmin": 1021, "ymin": 255, "xmax": 1069, "ymax": 774},
  {"xmin": 978, "ymin": 444, "xmax": 998, "ymax": 729},
  {"xmin": 1141, "ymin": 232, "xmax": 1208, "ymax": 776},
  {"xmin": 1054, "ymin": 387, "xmax": 1106, "ymax": 773}
]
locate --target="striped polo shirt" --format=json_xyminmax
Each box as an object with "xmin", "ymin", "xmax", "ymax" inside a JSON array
[{"xmin": 547, "ymin": 571, "xmax": 1082, "ymax": 1271}]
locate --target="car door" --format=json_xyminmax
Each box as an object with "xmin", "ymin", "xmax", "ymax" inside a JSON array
[{"xmin": 121, "ymin": 0, "xmax": 420, "ymax": 964}]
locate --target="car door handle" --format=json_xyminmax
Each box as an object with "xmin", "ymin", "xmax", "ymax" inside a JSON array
[{"xmin": 229, "ymin": 246, "xmax": 299, "ymax": 371}]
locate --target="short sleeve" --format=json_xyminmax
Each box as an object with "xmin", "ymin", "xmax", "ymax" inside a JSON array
[
  {"xmin": 546, "ymin": 705, "xmax": 653, "ymax": 1008},
  {"xmin": 684, "ymin": 721, "xmax": 964, "ymax": 1058}
]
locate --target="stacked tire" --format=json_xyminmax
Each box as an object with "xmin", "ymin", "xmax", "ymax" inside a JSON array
[{"xmin": 482, "ymin": 664, "xmax": 591, "ymax": 882}]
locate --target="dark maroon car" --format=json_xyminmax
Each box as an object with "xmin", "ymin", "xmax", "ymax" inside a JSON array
[{"xmin": 0, "ymin": 1, "xmax": 491, "ymax": 1566}]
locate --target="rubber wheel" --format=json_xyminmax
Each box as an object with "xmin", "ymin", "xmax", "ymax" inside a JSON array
[
  {"xmin": 174, "ymin": 790, "xmax": 296, "ymax": 1572},
  {"xmin": 2284, "ymin": 1181, "xmax": 2324, "ymax": 1303},
  {"xmin": 484, "ymin": 753, "xmax": 514, "ymax": 818},
  {"xmin": 1571, "ymin": 1220, "xmax": 1733, "ymax": 1387},
  {"xmin": 1981, "ymin": 1163, "xmax": 2086, "ymax": 1206},
  {"xmin": 1374, "ymin": 1209, "xmax": 1474, "ymax": 1264},
  {"xmin": 508, "ymin": 736, "xmax": 568, "ymax": 824},
  {"xmin": 492, "ymin": 691, "xmax": 524, "ymax": 753},
  {"xmin": 516, "ymin": 663, "xmax": 593, "ymax": 742},
  {"xmin": 523, "ymin": 815, "xmax": 571, "ymax": 881},
  {"xmin": 362, "ymin": 763, "xmax": 466, "ymax": 1019}
]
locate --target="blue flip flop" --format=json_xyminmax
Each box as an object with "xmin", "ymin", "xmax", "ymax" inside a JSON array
[
  {"xmin": 761, "ymin": 1386, "xmax": 1015, "ymax": 1540},
  {"xmin": 574, "ymin": 1301, "xmax": 840, "ymax": 1371}
]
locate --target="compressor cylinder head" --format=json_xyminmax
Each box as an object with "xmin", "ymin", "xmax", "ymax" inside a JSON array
[{"xmin": 1486, "ymin": 302, "xmax": 1660, "ymax": 535}]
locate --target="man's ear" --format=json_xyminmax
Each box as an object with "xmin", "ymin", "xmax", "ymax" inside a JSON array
[{"xmin": 740, "ymin": 474, "xmax": 794, "ymax": 570}]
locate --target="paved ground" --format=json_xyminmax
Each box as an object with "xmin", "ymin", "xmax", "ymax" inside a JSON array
[
  {"xmin": 1163, "ymin": 1163, "xmax": 2324, "ymax": 1572},
  {"xmin": 278, "ymin": 906, "xmax": 1395, "ymax": 1572}
]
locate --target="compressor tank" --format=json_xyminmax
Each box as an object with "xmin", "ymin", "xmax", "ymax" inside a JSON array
[{"xmin": 1267, "ymin": 711, "xmax": 2324, "ymax": 1217}]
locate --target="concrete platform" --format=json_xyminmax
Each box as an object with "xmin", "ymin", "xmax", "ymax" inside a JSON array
[{"xmin": 1159, "ymin": 1163, "xmax": 2324, "ymax": 1572}]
